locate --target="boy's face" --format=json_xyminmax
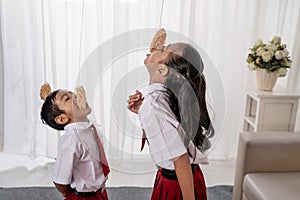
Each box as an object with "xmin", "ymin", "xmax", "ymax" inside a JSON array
[{"xmin": 54, "ymin": 90, "xmax": 91, "ymax": 124}]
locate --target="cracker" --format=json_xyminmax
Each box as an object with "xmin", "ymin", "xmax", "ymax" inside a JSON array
[
  {"xmin": 40, "ymin": 83, "xmax": 51, "ymax": 100},
  {"xmin": 76, "ymin": 86, "xmax": 87, "ymax": 109},
  {"xmin": 150, "ymin": 28, "xmax": 167, "ymax": 53}
]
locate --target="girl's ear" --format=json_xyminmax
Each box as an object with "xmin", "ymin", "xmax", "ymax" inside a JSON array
[
  {"xmin": 55, "ymin": 114, "xmax": 71, "ymax": 125},
  {"xmin": 158, "ymin": 64, "xmax": 169, "ymax": 77}
]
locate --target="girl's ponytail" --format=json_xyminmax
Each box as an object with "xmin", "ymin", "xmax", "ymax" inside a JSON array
[
  {"xmin": 164, "ymin": 44, "xmax": 214, "ymax": 152},
  {"xmin": 194, "ymin": 74, "xmax": 214, "ymax": 151}
]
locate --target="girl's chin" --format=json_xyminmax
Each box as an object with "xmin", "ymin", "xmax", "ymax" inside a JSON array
[{"xmin": 144, "ymin": 57, "xmax": 149, "ymax": 64}]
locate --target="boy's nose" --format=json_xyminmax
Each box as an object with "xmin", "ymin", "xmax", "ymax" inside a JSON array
[{"xmin": 146, "ymin": 53, "xmax": 150, "ymax": 57}]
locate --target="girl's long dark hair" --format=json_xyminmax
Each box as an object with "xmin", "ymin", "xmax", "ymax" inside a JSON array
[{"xmin": 163, "ymin": 43, "xmax": 214, "ymax": 152}]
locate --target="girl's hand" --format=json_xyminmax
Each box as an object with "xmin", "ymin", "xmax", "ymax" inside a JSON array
[
  {"xmin": 174, "ymin": 153, "xmax": 195, "ymax": 200},
  {"xmin": 127, "ymin": 90, "xmax": 144, "ymax": 114}
]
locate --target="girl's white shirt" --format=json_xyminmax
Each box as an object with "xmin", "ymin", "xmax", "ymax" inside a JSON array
[{"xmin": 138, "ymin": 83, "xmax": 208, "ymax": 170}]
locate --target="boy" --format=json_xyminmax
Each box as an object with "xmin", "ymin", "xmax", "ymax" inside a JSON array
[{"xmin": 40, "ymin": 88, "xmax": 109, "ymax": 199}]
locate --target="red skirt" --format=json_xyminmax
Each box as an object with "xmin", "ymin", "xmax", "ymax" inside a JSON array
[
  {"xmin": 151, "ymin": 165, "xmax": 207, "ymax": 200},
  {"xmin": 65, "ymin": 188, "xmax": 108, "ymax": 200}
]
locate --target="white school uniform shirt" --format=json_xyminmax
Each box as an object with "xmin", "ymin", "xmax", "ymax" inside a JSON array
[
  {"xmin": 138, "ymin": 83, "xmax": 208, "ymax": 170},
  {"xmin": 52, "ymin": 122, "xmax": 107, "ymax": 192}
]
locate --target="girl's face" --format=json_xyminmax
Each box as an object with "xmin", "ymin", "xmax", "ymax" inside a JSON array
[
  {"xmin": 144, "ymin": 45, "xmax": 171, "ymax": 66},
  {"xmin": 144, "ymin": 43, "xmax": 186, "ymax": 83},
  {"xmin": 54, "ymin": 90, "xmax": 91, "ymax": 123}
]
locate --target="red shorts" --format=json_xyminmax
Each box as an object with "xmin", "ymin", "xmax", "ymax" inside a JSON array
[
  {"xmin": 65, "ymin": 188, "xmax": 108, "ymax": 200},
  {"xmin": 151, "ymin": 164, "xmax": 207, "ymax": 200}
]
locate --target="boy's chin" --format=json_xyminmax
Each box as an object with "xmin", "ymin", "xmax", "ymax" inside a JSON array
[
  {"xmin": 77, "ymin": 106, "xmax": 92, "ymax": 117},
  {"xmin": 87, "ymin": 108, "xmax": 92, "ymax": 115},
  {"xmin": 84, "ymin": 106, "xmax": 92, "ymax": 115},
  {"xmin": 82, "ymin": 103, "xmax": 91, "ymax": 111}
]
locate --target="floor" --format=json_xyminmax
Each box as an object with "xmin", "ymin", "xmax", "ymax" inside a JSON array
[
  {"xmin": 0, "ymin": 152, "xmax": 235, "ymax": 188},
  {"xmin": 0, "ymin": 186, "xmax": 233, "ymax": 200}
]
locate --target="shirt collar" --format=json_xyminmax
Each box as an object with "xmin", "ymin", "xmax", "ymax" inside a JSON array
[
  {"xmin": 144, "ymin": 83, "xmax": 167, "ymax": 96},
  {"xmin": 64, "ymin": 121, "xmax": 93, "ymax": 131}
]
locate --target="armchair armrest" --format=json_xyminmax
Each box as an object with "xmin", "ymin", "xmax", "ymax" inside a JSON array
[{"xmin": 232, "ymin": 132, "xmax": 300, "ymax": 200}]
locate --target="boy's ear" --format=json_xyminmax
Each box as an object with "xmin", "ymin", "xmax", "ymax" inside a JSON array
[
  {"xmin": 55, "ymin": 114, "xmax": 70, "ymax": 125},
  {"xmin": 158, "ymin": 64, "xmax": 169, "ymax": 77}
]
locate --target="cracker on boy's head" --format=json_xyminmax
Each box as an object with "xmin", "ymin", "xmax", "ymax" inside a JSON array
[{"xmin": 40, "ymin": 82, "xmax": 51, "ymax": 100}]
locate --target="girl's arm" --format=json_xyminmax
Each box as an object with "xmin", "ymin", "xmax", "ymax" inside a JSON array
[
  {"xmin": 174, "ymin": 153, "xmax": 195, "ymax": 200},
  {"xmin": 127, "ymin": 90, "xmax": 144, "ymax": 114}
]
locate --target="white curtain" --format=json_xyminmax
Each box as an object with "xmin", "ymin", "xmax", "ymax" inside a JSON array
[
  {"xmin": 0, "ymin": 16, "xmax": 3, "ymax": 152},
  {"xmin": 1, "ymin": 0, "xmax": 300, "ymax": 171}
]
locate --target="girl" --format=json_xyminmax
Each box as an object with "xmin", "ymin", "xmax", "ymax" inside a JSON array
[{"xmin": 127, "ymin": 43, "xmax": 214, "ymax": 200}]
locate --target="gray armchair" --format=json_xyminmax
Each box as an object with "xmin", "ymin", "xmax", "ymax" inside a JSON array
[{"xmin": 232, "ymin": 132, "xmax": 300, "ymax": 200}]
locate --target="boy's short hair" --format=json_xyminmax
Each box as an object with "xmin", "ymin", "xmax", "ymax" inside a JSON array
[{"xmin": 40, "ymin": 89, "xmax": 67, "ymax": 130}]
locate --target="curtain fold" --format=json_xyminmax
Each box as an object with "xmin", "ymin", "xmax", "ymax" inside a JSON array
[
  {"xmin": 0, "ymin": 13, "xmax": 3, "ymax": 152},
  {"xmin": 1, "ymin": 0, "xmax": 299, "ymax": 166}
]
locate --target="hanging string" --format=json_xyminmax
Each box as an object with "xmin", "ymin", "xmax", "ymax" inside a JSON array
[
  {"xmin": 40, "ymin": 0, "xmax": 47, "ymax": 83},
  {"xmin": 158, "ymin": 0, "xmax": 165, "ymax": 27},
  {"xmin": 36, "ymin": 0, "xmax": 48, "ymax": 159},
  {"xmin": 78, "ymin": 0, "xmax": 86, "ymax": 83},
  {"xmin": 65, "ymin": 1, "xmax": 69, "ymax": 87}
]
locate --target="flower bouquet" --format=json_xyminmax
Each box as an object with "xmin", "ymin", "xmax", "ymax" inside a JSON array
[{"xmin": 246, "ymin": 36, "xmax": 292, "ymax": 91}]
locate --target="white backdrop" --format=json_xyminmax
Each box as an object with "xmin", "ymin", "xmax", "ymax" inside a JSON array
[{"xmin": 1, "ymin": 0, "xmax": 300, "ymax": 170}]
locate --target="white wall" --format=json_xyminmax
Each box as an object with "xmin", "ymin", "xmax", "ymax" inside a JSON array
[
  {"xmin": 287, "ymin": 17, "xmax": 300, "ymax": 132},
  {"xmin": 295, "ymin": 62, "xmax": 300, "ymax": 132},
  {"xmin": 0, "ymin": 25, "xmax": 3, "ymax": 151}
]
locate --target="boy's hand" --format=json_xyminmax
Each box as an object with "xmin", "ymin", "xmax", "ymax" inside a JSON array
[
  {"xmin": 127, "ymin": 90, "xmax": 144, "ymax": 114},
  {"xmin": 54, "ymin": 182, "xmax": 69, "ymax": 197}
]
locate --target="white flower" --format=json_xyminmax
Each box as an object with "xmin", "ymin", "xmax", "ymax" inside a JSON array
[
  {"xmin": 262, "ymin": 51, "xmax": 272, "ymax": 62},
  {"xmin": 275, "ymin": 50, "xmax": 286, "ymax": 60},
  {"xmin": 272, "ymin": 36, "xmax": 281, "ymax": 45},
  {"xmin": 256, "ymin": 47, "xmax": 266, "ymax": 56},
  {"xmin": 255, "ymin": 39, "xmax": 263, "ymax": 46},
  {"xmin": 256, "ymin": 57, "xmax": 261, "ymax": 64},
  {"xmin": 286, "ymin": 61, "xmax": 292, "ymax": 67},
  {"xmin": 246, "ymin": 36, "xmax": 292, "ymax": 73},
  {"xmin": 248, "ymin": 63, "xmax": 257, "ymax": 71},
  {"xmin": 266, "ymin": 44, "xmax": 277, "ymax": 51},
  {"xmin": 278, "ymin": 68, "xmax": 287, "ymax": 77},
  {"xmin": 283, "ymin": 48, "xmax": 289, "ymax": 56}
]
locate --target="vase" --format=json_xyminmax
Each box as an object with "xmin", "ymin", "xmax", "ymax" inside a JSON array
[{"xmin": 256, "ymin": 68, "xmax": 279, "ymax": 91}]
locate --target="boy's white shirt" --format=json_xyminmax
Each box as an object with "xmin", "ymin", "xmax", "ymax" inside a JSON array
[
  {"xmin": 138, "ymin": 83, "xmax": 208, "ymax": 170},
  {"xmin": 52, "ymin": 121, "xmax": 107, "ymax": 192}
]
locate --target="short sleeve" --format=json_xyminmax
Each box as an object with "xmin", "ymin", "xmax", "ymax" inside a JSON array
[
  {"xmin": 52, "ymin": 134, "xmax": 80, "ymax": 185},
  {"xmin": 139, "ymin": 96, "xmax": 187, "ymax": 164}
]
